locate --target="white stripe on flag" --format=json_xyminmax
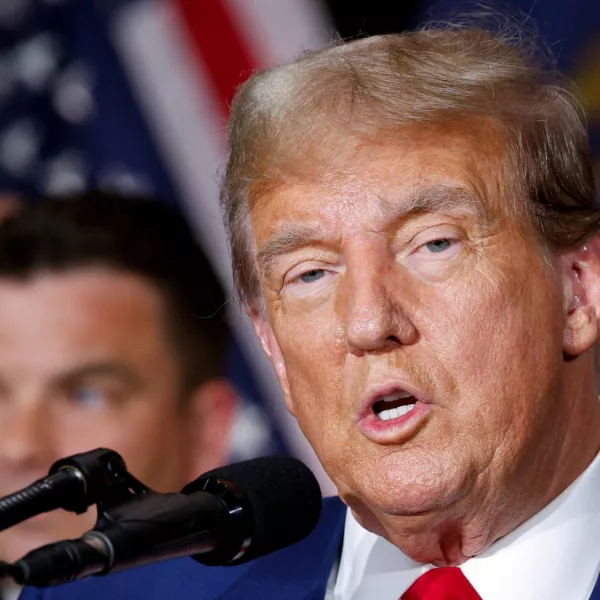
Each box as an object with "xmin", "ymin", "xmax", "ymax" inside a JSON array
[
  {"xmin": 225, "ymin": 0, "xmax": 332, "ymax": 66},
  {"xmin": 111, "ymin": 0, "xmax": 228, "ymax": 281},
  {"xmin": 109, "ymin": 0, "xmax": 335, "ymax": 494}
]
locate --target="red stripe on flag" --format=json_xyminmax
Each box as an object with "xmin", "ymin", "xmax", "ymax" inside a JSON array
[{"xmin": 173, "ymin": 0, "xmax": 259, "ymax": 120}]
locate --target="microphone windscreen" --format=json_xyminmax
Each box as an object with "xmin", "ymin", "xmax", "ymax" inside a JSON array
[{"xmin": 187, "ymin": 456, "xmax": 322, "ymax": 563}]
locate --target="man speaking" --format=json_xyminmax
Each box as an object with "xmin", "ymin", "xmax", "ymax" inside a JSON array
[{"xmin": 20, "ymin": 17, "xmax": 600, "ymax": 600}]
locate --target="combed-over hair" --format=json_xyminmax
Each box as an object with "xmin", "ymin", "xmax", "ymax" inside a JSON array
[{"xmin": 221, "ymin": 18, "xmax": 600, "ymax": 310}]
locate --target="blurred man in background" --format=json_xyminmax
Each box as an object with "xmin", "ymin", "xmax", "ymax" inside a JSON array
[{"xmin": 0, "ymin": 193, "xmax": 236, "ymax": 564}]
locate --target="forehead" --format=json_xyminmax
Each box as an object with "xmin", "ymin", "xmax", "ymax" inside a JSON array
[
  {"xmin": 0, "ymin": 269, "xmax": 170, "ymax": 359},
  {"xmin": 250, "ymin": 125, "xmax": 509, "ymax": 242}
]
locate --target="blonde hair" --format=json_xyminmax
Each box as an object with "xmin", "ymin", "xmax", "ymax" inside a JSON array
[{"xmin": 221, "ymin": 20, "xmax": 599, "ymax": 309}]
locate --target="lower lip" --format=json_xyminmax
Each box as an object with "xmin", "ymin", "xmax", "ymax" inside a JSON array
[{"xmin": 359, "ymin": 401, "xmax": 433, "ymax": 443}]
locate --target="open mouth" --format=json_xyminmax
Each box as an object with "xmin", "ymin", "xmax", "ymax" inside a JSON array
[{"xmin": 372, "ymin": 391, "xmax": 416, "ymax": 421}]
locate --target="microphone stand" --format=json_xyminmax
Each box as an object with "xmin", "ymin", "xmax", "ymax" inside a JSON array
[
  {"xmin": 0, "ymin": 448, "xmax": 151, "ymax": 532},
  {"xmin": 0, "ymin": 450, "xmax": 160, "ymax": 587},
  {"xmin": 4, "ymin": 466, "xmax": 249, "ymax": 586},
  {"xmin": 0, "ymin": 455, "xmax": 323, "ymax": 588}
]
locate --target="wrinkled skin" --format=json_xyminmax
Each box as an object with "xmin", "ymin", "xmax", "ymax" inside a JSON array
[
  {"xmin": 0, "ymin": 269, "xmax": 235, "ymax": 562},
  {"xmin": 250, "ymin": 127, "xmax": 600, "ymax": 565}
]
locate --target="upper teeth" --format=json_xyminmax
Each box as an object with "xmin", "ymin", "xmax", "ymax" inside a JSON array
[{"xmin": 378, "ymin": 403, "xmax": 415, "ymax": 421}]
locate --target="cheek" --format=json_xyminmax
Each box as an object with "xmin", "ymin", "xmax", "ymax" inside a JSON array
[
  {"xmin": 106, "ymin": 409, "xmax": 188, "ymax": 491},
  {"xmin": 429, "ymin": 257, "xmax": 565, "ymax": 435},
  {"xmin": 274, "ymin": 311, "xmax": 347, "ymax": 440},
  {"xmin": 74, "ymin": 402, "xmax": 183, "ymax": 465}
]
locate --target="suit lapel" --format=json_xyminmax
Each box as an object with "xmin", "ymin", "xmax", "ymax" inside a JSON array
[
  {"xmin": 590, "ymin": 572, "xmax": 600, "ymax": 600},
  {"xmin": 218, "ymin": 497, "xmax": 346, "ymax": 600}
]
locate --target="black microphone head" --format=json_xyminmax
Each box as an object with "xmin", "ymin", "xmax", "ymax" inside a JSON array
[{"xmin": 183, "ymin": 456, "xmax": 322, "ymax": 565}]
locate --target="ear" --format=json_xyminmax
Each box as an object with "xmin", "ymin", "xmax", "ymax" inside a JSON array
[
  {"xmin": 561, "ymin": 235, "xmax": 600, "ymax": 356},
  {"xmin": 248, "ymin": 307, "xmax": 295, "ymax": 416},
  {"xmin": 184, "ymin": 379, "xmax": 237, "ymax": 478}
]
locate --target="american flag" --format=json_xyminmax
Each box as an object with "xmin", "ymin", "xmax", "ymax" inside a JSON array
[{"xmin": 0, "ymin": 0, "xmax": 335, "ymax": 493}]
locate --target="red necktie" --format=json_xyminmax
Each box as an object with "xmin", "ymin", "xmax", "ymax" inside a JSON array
[{"xmin": 401, "ymin": 567, "xmax": 482, "ymax": 600}]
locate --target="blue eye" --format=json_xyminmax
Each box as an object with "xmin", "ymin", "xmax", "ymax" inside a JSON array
[
  {"xmin": 300, "ymin": 269, "xmax": 325, "ymax": 283},
  {"xmin": 425, "ymin": 239, "xmax": 452, "ymax": 253},
  {"xmin": 73, "ymin": 387, "xmax": 106, "ymax": 408}
]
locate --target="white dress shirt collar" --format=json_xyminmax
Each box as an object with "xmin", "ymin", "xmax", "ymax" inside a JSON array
[{"xmin": 331, "ymin": 447, "xmax": 600, "ymax": 600}]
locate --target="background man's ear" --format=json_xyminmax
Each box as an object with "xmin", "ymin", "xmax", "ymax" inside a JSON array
[
  {"xmin": 184, "ymin": 378, "xmax": 237, "ymax": 479},
  {"xmin": 562, "ymin": 235, "xmax": 600, "ymax": 356}
]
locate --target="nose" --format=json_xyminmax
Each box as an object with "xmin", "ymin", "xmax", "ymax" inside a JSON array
[
  {"xmin": 0, "ymin": 400, "xmax": 55, "ymax": 473},
  {"xmin": 339, "ymin": 258, "xmax": 418, "ymax": 355}
]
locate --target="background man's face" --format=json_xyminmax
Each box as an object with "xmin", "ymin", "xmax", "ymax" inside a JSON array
[
  {"xmin": 0, "ymin": 269, "xmax": 224, "ymax": 561},
  {"xmin": 250, "ymin": 127, "xmax": 593, "ymax": 562}
]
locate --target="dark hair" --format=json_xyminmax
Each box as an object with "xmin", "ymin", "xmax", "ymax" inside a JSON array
[{"xmin": 0, "ymin": 192, "xmax": 229, "ymax": 395}]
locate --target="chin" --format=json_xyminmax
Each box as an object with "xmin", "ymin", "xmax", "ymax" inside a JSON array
[
  {"xmin": 344, "ymin": 480, "xmax": 460, "ymax": 524},
  {"xmin": 340, "ymin": 450, "xmax": 473, "ymax": 521}
]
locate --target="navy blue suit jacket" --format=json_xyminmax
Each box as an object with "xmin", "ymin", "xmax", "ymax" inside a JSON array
[{"xmin": 19, "ymin": 497, "xmax": 600, "ymax": 600}]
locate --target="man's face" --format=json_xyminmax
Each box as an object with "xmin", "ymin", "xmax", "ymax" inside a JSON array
[
  {"xmin": 250, "ymin": 128, "xmax": 598, "ymax": 562},
  {"xmin": 0, "ymin": 269, "xmax": 227, "ymax": 561}
]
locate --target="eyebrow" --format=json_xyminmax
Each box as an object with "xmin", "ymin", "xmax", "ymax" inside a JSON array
[
  {"xmin": 53, "ymin": 362, "xmax": 141, "ymax": 391},
  {"xmin": 379, "ymin": 184, "xmax": 485, "ymax": 221},
  {"xmin": 256, "ymin": 224, "xmax": 328, "ymax": 278},
  {"xmin": 256, "ymin": 184, "xmax": 485, "ymax": 277}
]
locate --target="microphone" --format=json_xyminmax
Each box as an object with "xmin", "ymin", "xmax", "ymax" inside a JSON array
[
  {"xmin": 0, "ymin": 449, "xmax": 141, "ymax": 532},
  {"xmin": 8, "ymin": 456, "xmax": 322, "ymax": 587}
]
